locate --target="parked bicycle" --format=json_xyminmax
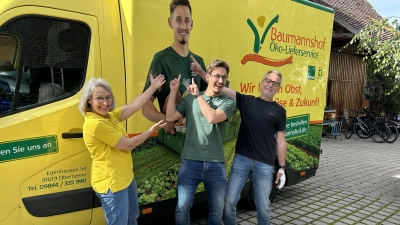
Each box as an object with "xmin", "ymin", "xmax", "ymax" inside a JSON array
[
  {"xmin": 344, "ymin": 109, "xmax": 390, "ymax": 143},
  {"xmin": 363, "ymin": 109, "xmax": 398, "ymax": 143},
  {"xmin": 384, "ymin": 119, "xmax": 399, "ymax": 143},
  {"xmin": 379, "ymin": 112, "xmax": 399, "ymax": 143}
]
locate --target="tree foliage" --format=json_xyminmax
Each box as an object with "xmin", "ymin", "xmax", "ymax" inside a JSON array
[
  {"xmin": 348, "ymin": 17, "xmax": 400, "ymax": 114},
  {"xmin": 364, "ymin": 56, "xmax": 400, "ymax": 114},
  {"xmin": 349, "ymin": 17, "xmax": 400, "ymax": 90}
]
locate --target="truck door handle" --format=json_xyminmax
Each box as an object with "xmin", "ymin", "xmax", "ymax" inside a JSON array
[{"xmin": 62, "ymin": 132, "xmax": 83, "ymax": 139}]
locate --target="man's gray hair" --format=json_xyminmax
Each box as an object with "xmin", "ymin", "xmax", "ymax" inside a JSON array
[
  {"xmin": 78, "ymin": 78, "xmax": 116, "ymax": 115},
  {"xmin": 263, "ymin": 70, "xmax": 283, "ymax": 84}
]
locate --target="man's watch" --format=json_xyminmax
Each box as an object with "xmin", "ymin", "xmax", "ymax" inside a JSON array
[
  {"xmin": 194, "ymin": 93, "xmax": 201, "ymax": 98},
  {"xmin": 279, "ymin": 165, "xmax": 286, "ymax": 169}
]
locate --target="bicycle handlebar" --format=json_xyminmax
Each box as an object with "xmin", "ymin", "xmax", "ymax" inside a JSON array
[
  {"xmin": 350, "ymin": 109, "xmax": 376, "ymax": 116},
  {"xmin": 351, "ymin": 110, "xmax": 366, "ymax": 115}
]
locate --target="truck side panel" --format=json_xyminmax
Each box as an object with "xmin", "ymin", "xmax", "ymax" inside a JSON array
[{"xmin": 0, "ymin": 0, "xmax": 333, "ymax": 224}]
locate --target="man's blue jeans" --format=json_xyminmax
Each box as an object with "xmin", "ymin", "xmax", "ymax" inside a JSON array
[
  {"xmin": 224, "ymin": 154, "xmax": 275, "ymax": 225},
  {"xmin": 175, "ymin": 159, "xmax": 227, "ymax": 225},
  {"xmin": 95, "ymin": 178, "xmax": 139, "ymax": 225}
]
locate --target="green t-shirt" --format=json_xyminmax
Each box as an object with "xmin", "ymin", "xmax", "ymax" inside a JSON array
[
  {"xmin": 143, "ymin": 46, "xmax": 207, "ymax": 111},
  {"xmin": 176, "ymin": 93, "xmax": 236, "ymax": 162}
]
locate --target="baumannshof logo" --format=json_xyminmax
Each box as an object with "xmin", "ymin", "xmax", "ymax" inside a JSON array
[{"xmin": 241, "ymin": 15, "xmax": 293, "ymax": 67}]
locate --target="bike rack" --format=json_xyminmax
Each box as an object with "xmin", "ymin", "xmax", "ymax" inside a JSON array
[{"xmin": 323, "ymin": 116, "xmax": 344, "ymax": 138}]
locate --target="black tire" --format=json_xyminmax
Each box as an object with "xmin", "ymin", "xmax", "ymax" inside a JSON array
[
  {"xmin": 356, "ymin": 121, "xmax": 372, "ymax": 139},
  {"xmin": 269, "ymin": 181, "xmax": 278, "ymax": 203},
  {"xmin": 385, "ymin": 122, "xmax": 398, "ymax": 143},
  {"xmin": 344, "ymin": 120, "xmax": 354, "ymax": 139},
  {"xmin": 370, "ymin": 123, "xmax": 390, "ymax": 143}
]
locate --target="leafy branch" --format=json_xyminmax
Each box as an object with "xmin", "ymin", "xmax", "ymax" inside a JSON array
[{"xmin": 348, "ymin": 17, "xmax": 400, "ymax": 93}]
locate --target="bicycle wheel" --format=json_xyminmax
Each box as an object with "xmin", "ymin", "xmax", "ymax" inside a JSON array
[
  {"xmin": 344, "ymin": 119, "xmax": 354, "ymax": 139},
  {"xmin": 356, "ymin": 121, "xmax": 371, "ymax": 139},
  {"xmin": 385, "ymin": 122, "xmax": 399, "ymax": 143},
  {"xmin": 370, "ymin": 123, "xmax": 390, "ymax": 143}
]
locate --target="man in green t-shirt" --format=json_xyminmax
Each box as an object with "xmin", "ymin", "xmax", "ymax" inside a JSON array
[
  {"xmin": 142, "ymin": 0, "xmax": 207, "ymax": 134},
  {"xmin": 166, "ymin": 59, "xmax": 236, "ymax": 225}
]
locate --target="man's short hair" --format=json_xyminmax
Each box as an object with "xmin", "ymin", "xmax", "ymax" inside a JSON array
[
  {"xmin": 170, "ymin": 0, "xmax": 192, "ymax": 15},
  {"xmin": 206, "ymin": 59, "xmax": 230, "ymax": 75}
]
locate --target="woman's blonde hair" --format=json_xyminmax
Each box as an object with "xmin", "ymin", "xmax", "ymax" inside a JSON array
[{"xmin": 78, "ymin": 78, "xmax": 116, "ymax": 115}]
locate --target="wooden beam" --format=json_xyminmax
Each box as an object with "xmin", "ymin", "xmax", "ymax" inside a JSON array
[{"xmin": 332, "ymin": 33, "xmax": 354, "ymax": 39}]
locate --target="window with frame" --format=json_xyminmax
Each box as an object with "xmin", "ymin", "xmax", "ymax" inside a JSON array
[{"xmin": 0, "ymin": 16, "xmax": 89, "ymax": 116}]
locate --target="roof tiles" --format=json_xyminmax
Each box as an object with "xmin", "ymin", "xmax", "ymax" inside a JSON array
[{"xmin": 310, "ymin": 0, "xmax": 383, "ymax": 32}]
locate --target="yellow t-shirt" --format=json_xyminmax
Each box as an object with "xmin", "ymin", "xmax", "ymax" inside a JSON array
[{"xmin": 83, "ymin": 107, "xmax": 134, "ymax": 194}]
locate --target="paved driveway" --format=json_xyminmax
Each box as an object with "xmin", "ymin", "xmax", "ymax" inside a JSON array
[{"xmin": 191, "ymin": 135, "xmax": 400, "ymax": 225}]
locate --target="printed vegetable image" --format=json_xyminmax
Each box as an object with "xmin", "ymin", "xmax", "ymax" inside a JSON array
[
  {"xmin": 133, "ymin": 138, "xmax": 237, "ymax": 205},
  {"xmin": 287, "ymin": 125, "xmax": 322, "ymax": 155},
  {"xmin": 286, "ymin": 125, "xmax": 322, "ymax": 171},
  {"xmin": 133, "ymin": 119, "xmax": 322, "ymax": 204},
  {"xmin": 133, "ymin": 109, "xmax": 241, "ymax": 205}
]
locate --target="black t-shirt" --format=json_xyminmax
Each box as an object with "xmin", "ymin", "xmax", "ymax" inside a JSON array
[
  {"xmin": 235, "ymin": 92, "xmax": 286, "ymax": 166},
  {"xmin": 143, "ymin": 47, "xmax": 207, "ymax": 111}
]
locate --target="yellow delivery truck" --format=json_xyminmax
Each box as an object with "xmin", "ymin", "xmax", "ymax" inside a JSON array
[{"xmin": 0, "ymin": 0, "xmax": 334, "ymax": 224}]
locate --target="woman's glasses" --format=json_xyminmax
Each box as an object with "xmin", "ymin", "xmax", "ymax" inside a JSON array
[{"xmin": 92, "ymin": 97, "xmax": 112, "ymax": 102}]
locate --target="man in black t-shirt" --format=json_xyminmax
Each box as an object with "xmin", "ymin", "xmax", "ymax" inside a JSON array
[
  {"xmin": 193, "ymin": 66, "xmax": 287, "ymax": 225},
  {"xmin": 224, "ymin": 70, "xmax": 287, "ymax": 225}
]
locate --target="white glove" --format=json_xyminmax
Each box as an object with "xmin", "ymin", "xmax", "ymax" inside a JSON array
[{"xmin": 277, "ymin": 169, "xmax": 286, "ymax": 189}]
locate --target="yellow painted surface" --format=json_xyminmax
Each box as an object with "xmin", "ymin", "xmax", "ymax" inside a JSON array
[
  {"xmin": 0, "ymin": 0, "xmax": 333, "ymax": 224},
  {"xmin": 127, "ymin": 0, "xmax": 333, "ymax": 133}
]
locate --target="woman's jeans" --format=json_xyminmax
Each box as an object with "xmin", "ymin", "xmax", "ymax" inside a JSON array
[
  {"xmin": 95, "ymin": 178, "xmax": 139, "ymax": 225},
  {"xmin": 224, "ymin": 154, "xmax": 275, "ymax": 225},
  {"xmin": 175, "ymin": 159, "xmax": 227, "ymax": 225}
]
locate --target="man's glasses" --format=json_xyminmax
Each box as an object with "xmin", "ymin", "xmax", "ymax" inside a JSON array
[
  {"xmin": 210, "ymin": 74, "xmax": 229, "ymax": 81},
  {"xmin": 263, "ymin": 78, "xmax": 280, "ymax": 87},
  {"xmin": 92, "ymin": 97, "xmax": 113, "ymax": 103}
]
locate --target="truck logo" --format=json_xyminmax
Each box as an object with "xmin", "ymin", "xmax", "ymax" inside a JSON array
[{"xmin": 241, "ymin": 15, "xmax": 293, "ymax": 67}]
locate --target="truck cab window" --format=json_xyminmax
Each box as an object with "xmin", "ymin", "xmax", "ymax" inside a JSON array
[{"xmin": 0, "ymin": 17, "xmax": 89, "ymax": 116}]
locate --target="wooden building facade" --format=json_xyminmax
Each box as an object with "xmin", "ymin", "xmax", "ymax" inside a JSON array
[
  {"xmin": 326, "ymin": 53, "xmax": 366, "ymax": 116},
  {"xmin": 310, "ymin": 0, "xmax": 386, "ymax": 118}
]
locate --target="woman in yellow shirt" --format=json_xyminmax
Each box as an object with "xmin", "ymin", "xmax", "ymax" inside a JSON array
[{"xmin": 78, "ymin": 75, "xmax": 166, "ymax": 225}]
